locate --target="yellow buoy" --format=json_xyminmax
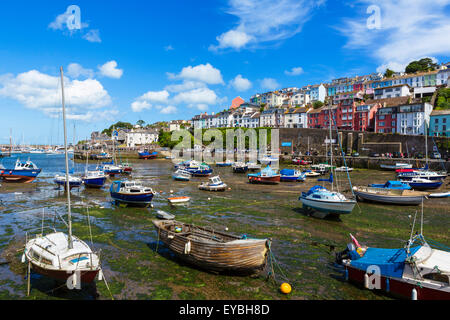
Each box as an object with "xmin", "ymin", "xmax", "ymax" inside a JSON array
[{"xmin": 280, "ymin": 283, "xmax": 291, "ymax": 294}]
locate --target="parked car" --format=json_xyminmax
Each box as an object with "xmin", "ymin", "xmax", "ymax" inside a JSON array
[
  {"xmin": 393, "ymin": 151, "xmax": 403, "ymax": 158},
  {"xmin": 351, "ymin": 152, "xmax": 360, "ymax": 157},
  {"xmin": 369, "ymin": 152, "xmax": 380, "ymax": 157}
]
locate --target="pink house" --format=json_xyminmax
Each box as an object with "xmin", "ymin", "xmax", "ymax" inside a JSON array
[{"xmin": 230, "ymin": 96, "xmax": 245, "ymax": 110}]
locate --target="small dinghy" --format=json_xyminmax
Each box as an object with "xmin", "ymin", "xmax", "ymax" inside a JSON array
[
  {"xmin": 172, "ymin": 169, "xmax": 191, "ymax": 181},
  {"xmin": 198, "ymin": 176, "xmax": 227, "ymax": 191},
  {"xmin": 368, "ymin": 180, "xmax": 411, "ymax": 190},
  {"xmin": 303, "ymin": 170, "xmax": 321, "ymax": 177},
  {"xmin": 335, "ymin": 166, "xmax": 353, "ymax": 172},
  {"xmin": 168, "ymin": 196, "xmax": 191, "ymax": 204},
  {"xmin": 248, "ymin": 166, "xmax": 280, "ymax": 184},
  {"xmin": 232, "ymin": 162, "xmax": 248, "ymax": 173},
  {"xmin": 152, "ymin": 219, "xmax": 271, "ymax": 274},
  {"xmin": 156, "ymin": 210, "xmax": 175, "ymax": 220},
  {"xmin": 428, "ymin": 191, "xmax": 450, "ymax": 198}
]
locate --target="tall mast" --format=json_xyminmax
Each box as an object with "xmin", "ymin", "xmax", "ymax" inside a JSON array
[
  {"xmin": 60, "ymin": 66, "xmax": 73, "ymax": 249},
  {"xmin": 9, "ymin": 128, "xmax": 12, "ymax": 156},
  {"xmin": 425, "ymin": 120, "xmax": 428, "ymax": 166},
  {"xmin": 328, "ymin": 104, "xmax": 333, "ymax": 191}
]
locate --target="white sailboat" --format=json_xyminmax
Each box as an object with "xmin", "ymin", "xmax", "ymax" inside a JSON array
[
  {"xmin": 299, "ymin": 106, "xmax": 356, "ymax": 218},
  {"xmin": 22, "ymin": 67, "xmax": 103, "ymax": 291}
]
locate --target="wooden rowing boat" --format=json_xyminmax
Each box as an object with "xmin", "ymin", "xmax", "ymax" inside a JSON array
[
  {"xmin": 152, "ymin": 220, "xmax": 270, "ymax": 274},
  {"xmin": 167, "ymin": 196, "xmax": 191, "ymax": 204}
]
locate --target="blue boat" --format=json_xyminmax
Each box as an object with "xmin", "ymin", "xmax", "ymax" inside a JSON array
[
  {"xmin": 216, "ymin": 160, "xmax": 233, "ymax": 167},
  {"xmin": 0, "ymin": 159, "xmax": 41, "ymax": 183},
  {"xmin": 172, "ymin": 169, "xmax": 191, "ymax": 181},
  {"xmin": 184, "ymin": 162, "xmax": 213, "ymax": 176},
  {"xmin": 82, "ymin": 170, "xmax": 107, "ymax": 188},
  {"xmin": 368, "ymin": 180, "xmax": 411, "ymax": 190},
  {"xmin": 280, "ymin": 169, "xmax": 306, "ymax": 182},
  {"xmin": 139, "ymin": 150, "xmax": 158, "ymax": 159},
  {"xmin": 110, "ymin": 180, "xmax": 155, "ymax": 206},
  {"xmin": 404, "ymin": 178, "xmax": 443, "ymax": 190}
]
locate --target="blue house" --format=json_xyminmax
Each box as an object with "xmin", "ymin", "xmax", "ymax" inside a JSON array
[{"xmin": 429, "ymin": 109, "xmax": 450, "ymax": 137}]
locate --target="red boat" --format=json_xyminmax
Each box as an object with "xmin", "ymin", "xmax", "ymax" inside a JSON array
[{"xmin": 247, "ymin": 166, "xmax": 281, "ymax": 184}]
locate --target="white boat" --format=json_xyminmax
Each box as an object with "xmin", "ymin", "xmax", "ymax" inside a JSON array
[
  {"xmin": 335, "ymin": 166, "xmax": 353, "ymax": 172},
  {"xmin": 299, "ymin": 185, "xmax": 356, "ymax": 218},
  {"xmin": 54, "ymin": 174, "xmax": 83, "ymax": 189},
  {"xmin": 303, "ymin": 170, "xmax": 321, "ymax": 177},
  {"xmin": 259, "ymin": 156, "xmax": 279, "ymax": 165},
  {"xmin": 380, "ymin": 163, "xmax": 412, "ymax": 170},
  {"xmin": 199, "ymin": 176, "xmax": 227, "ymax": 191},
  {"xmin": 172, "ymin": 169, "xmax": 191, "ymax": 181},
  {"xmin": 246, "ymin": 162, "xmax": 261, "ymax": 171},
  {"xmin": 232, "ymin": 162, "xmax": 248, "ymax": 173},
  {"xmin": 22, "ymin": 66, "xmax": 102, "ymax": 290}
]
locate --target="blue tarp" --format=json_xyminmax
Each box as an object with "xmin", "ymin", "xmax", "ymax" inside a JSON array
[
  {"xmin": 280, "ymin": 169, "xmax": 295, "ymax": 176},
  {"xmin": 350, "ymin": 246, "xmax": 421, "ymax": 278}
]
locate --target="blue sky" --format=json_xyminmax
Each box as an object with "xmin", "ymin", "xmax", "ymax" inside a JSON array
[{"xmin": 0, "ymin": 0, "xmax": 449, "ymax": 144}]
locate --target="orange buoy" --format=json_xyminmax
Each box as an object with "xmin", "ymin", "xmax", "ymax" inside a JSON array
[{"xmin": 280, "ymin": 283, "xmax": 291, "ymax": 294}]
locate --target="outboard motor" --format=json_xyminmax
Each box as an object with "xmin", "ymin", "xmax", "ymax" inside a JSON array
[{"xmin": 335, "ymin": 243, "xmax": 355, "ymax": 264}]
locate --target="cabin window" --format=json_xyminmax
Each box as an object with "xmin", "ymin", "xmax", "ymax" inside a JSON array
[{"xmin": 423, "ymin": 272, "xmax": 450, "ymax": 284}]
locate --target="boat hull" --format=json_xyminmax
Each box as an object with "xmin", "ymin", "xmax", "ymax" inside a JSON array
[
  {"xmin": 233, "ymin": 167, "xmax": 248, "ymax": 173},
  {"xmin": 110, "ymin": 191, "xmax": 154, "ymax": 206},
  {"xmin": 139, "ymin": 152, "xmax": 158, "ymax": 159},
  {"xmin": 248, "ymin": 175, "xmax": 280, "ymax": 184},
  {"xmin": 408, "ymin": 182, "xmax": 443, "ymax": 190},
  {"xmin": 345, "ymin": 265, "xmax": 450, "ymax": 300},
  {"xmin": 353, "ymin": 190, "xmax": 424, "ymax": 205},
  {"xmin": 153, "ymin": 220, "xmax": 269, "ymax": 274},
  {"xmin": 54, "ymin": 180, "xmax": 82, "ymax": 189},
  {"xmin": 0, "ymin": 169, "xmax": 41, "ymax": 183},
  {"xmin": 299, "ymin": 196, "xmax": 355, "ymax": 215},
  {"xmin": 30, "ymin": 262, "xmax": 100, "ymax": 284},
  {"xmin": 280, "ymin": 176, "xmax": 304, "ymax": 182},
  {"xmin": 82, "ymin": 177, "xmax": 107, "ymax": 188}
]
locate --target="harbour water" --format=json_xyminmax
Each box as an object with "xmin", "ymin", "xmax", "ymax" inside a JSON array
[{"xmin": 0, "ymin": 154, "xmax": 449, "ymax": 300}]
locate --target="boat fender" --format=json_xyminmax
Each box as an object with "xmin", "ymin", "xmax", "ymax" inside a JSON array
[
  {"xmin": 344, "ymin": 268, "xmax": 348, "ymax": 281},
  {"xmin": 168, "ymin": 234, "xmax": 174, "ymax": 239},
  {"xmin": 364, "ymin": 273, "xmax": 369, "ymax": 289},
  {"xmin": 21, "ymin": 253, "xmax": 25, "ymax": 263},
  {"xmin": 98, "ymin": 269, "xmax": 103, "ymax": 281},
  {"xmin": 184, "ymin": 241, "xmax": 191, "ymax": 254},
  {"xmin": 411, "ymin": 288, "xmax": 417, "ymax": 300},
  {"xmin": 386, "ymin": 278, "xmax": 390, "ymax": 292}
]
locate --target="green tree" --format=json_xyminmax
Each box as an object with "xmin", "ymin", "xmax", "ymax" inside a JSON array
[
  {"xmin": 435, "ymin": 88, "xmax": 450, "ymax": 110},
  {"xmin": 102, "ymin": 121, "xmax": 133, "ymax": 136},
  {"xmin": 313, "ymin": 101, "xmax": 324, "ymax": 109},
  {"xmin": 136, "ymin": 119, "xmax": 145, "ymax": 127},
  {"xmin": 384, "ymin": 68, "xmax": 395, "ymax": 78},
  {"xmin": 405, "ymin": 58, "xmax": 438, "ymax": 74}
]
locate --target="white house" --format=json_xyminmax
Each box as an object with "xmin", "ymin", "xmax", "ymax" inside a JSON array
[
  {"xmin": 290, "ymin": 92, "xmax": 310, "ymax": 106},
  {"xmin": 437, "ymin": 67, "xmax": 450, "ymax": 86},
  {"xmin": 374, "ymin": 84, "xmax": 411, "ymax": 100},
  {"xmin": 396, "ymin": 102, "xmax": 433, "ymax": 135},
  {"xmin": 284, "ymin": 107, "xmax": 309, "ymax": 128},
  {"xmin": 215, "ymin": 111, "xmax": 233, "ymax": 128},
  {"xmin": 308, "ymin": 84, "xmax": 327, "ymax": 102},
  {"xmin": 259, "ymin": 108, "xmax": 285, "ymax": 127},
  {"xmin": 125, "ymin": 129, "xmax": 159, "ymax": 147}
]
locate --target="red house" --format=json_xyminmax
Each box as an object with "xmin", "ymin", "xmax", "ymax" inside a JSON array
[
  {"xmin": 354, "ymin": 103, "xmax": 381, "ymax": 131},
  {"xmin": 230, "ymin": 96, "xmax": 245, "ymax": 110}
]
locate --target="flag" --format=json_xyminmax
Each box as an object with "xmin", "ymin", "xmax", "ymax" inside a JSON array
[{"xmin": 349, "ymin": 233, "xmax": 361, "ymax": 248}]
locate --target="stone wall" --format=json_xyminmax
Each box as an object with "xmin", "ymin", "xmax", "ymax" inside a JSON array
[{"xmin": 278, "ymin": 128, "xmax": 449, "ymax": 156}]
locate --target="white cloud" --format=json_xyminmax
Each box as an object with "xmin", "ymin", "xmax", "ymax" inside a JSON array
[
  {"xmin": 230, "ymin": 74, "xmax": 252, "ymax": 91},
  {"xmin": 159, "ymin": 105, "xmax": 178, "ymax": 114},
  {"xmin": 164, "ymin": 45, "xmax": 174, "ymax": 51},
  {"xmin": 0, "ymin": 69, "xmax": 113, "ymax": 121},
  {"xmin": 66, "ymin": 63, "xmax": 94, "ymax": 79},
  {"xmin": 173, "ymin": 87, "xmax": 218, "ymax": 105},
  {"xmin": 164, "ymin": 80, "xmax": 206, "ymax": 93},
  {"xmin": 209, "ymin": 30, "xmax": 254, "ymax": 51},
  {"xmin": 260, "ymin": 78, "xmax": 280, "ymax": 90},
  {"xmin": 131, "ymin": 100, "xmax": 151, "ymax": 112},
  {"xmin": 83, "ymin": 29, "xmax": 101, "ymax": 43},
  {"xmin": 285, "ymin": 67, "xmax": 304, "ymax": 76},
  {"xmin": 139, "ymin": 90, "xmax": 170, "ymax": 103},
  {"xmin": 338, "ymin": 0, "xmax": 450, "ymax": 72},
  {"xmin": 98, "ymin": 60, "xmax": 123, "ymax": 79},
  {"xmin": 168, "ymin": 63, "xmax": 224, "ymax": 85},
  {"xmin": 210, "ymin": 0, "xmax": 324, "ymax": 51}
]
